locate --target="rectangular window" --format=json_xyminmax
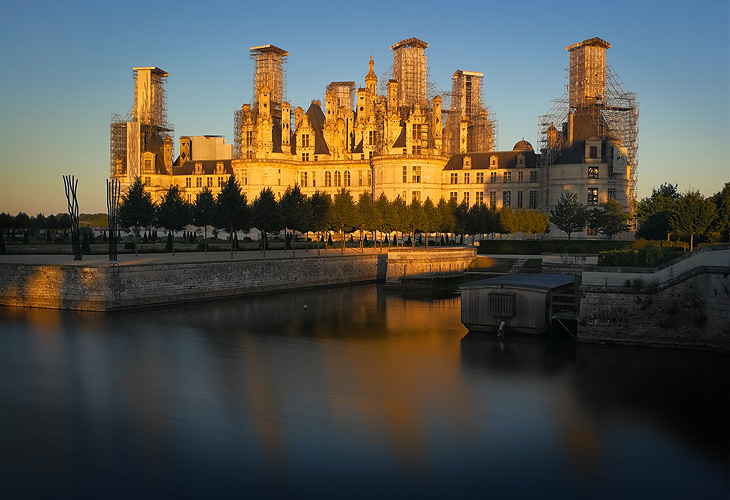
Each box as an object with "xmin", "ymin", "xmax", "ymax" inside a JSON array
[
  {"xmin": 518, "ymin": 171, "xmax": 524, "ymax": 183},
  {"xmin": 246, "ymin": 131, "xmax": 254, "ymax": 146},
  {"xmin": 300, "ymin": 171, "xmax": 308, "ymax": 187},
  {"xmin": 503, "ymin": 190, "xmax": 511, "ymax": 208},
  {"xmin": 464, "ymin": 172, "xmax": 470, "ymax": 184},
  {"xmin": 207, "ymin": 177, "xmax": 213, "ymax": 188},
  {"xmin": 450, "ymin": 191, "xmax": 458, "ymax": 201},
  {"xmin": 530, "ymin": 170, "xmax": 538, "ymax": 183},
  {"xmin": 412, "ymin": 123, "xmax": 422, "ymax": 139},
  {"xmin": 589, "ymin": 145, "xmax": 598, "ymax": 158},
  {"xmin": 358, "ymin": 170, "xmax": 363, "ymax": 186},
  {"xmin": 463, "ymin": 192, "xmax": 470, "ymax": 205},
  {"xmin": 517, "ymin": 191, "xmax": 523, "ymax": 209},
  {"xmin": 144, "ymin": 176, "xmax": 151, "ymax": 186},
  {"xmin": 529, "ymin": 190, "xmax": 538, "ymax": 209},
  {"xmin": 608, "ymin": 188, "xmax": 616, "ymax": 200},
  {"xmin": 368, "ymin": 170, "xmax": 372, "ymax": 186},
  {"xmin": 588, "ymin": 166, "xmax": 599, "ymax": 179},
  {"xmin": 186, "ymin": 177, "xmax": 191, "ymax": 188},
  {"xmin": 403, "ymin": 166, "xmax": 408, "ymax": 183},
  {"xmin": 476, "ymin": 172, "xmax": 484, "ymax": 183},
  {"xmin": 186, "ymin": 194, "xmax": 192, "ymax": 203},
  {"xmin": 312, "ymin": 172, "xmax": 316, "ymax": 187},
  {"xmin": 196, "ymin": 177, "xmax": 202, "ymax": 188},
  {"xmin": 344, "ymin": 171, "xmax": 351, "ymax": 187},
  {"xmin": 412, "ymin": 191, "xmax": 421, "ymax": 202},
  {"xmin": 587, "ymin": 188, "xmax": 598, "ymax": 206},
  {"xmin": 301, "ymin": 134, "xmax": 310, "ymax": 148},
  {"xmin": 490, "ymin": 191, "xmax": 496, "ymax": 208},
  {"xmin": 490, "ymin": 172, "xmax": 497, "ymax": 183},
  {"xmin": 450, "ymin": 173, "xmax": 458, "ymax": 184},
  {"xmin": 335, "ymin": 171, "xmax": 341, "ymax": 187},
  {"xmin": 503, "ymin": 172, "xmax": 512, "ymax": 183},
  {"xmin": 242, "ymin": 170, "xmax": 248, "ymax": 185},
  {"xmin": 144, "ymin": 159, "xmax": 152, "ymax": 172},
  {"xmin": 489, "ymin": 292, "xmax": 515, "ymax": 317},
  {"xmin": 218, "ymin": 176, "xmax": 223, "ymax": 187},
  {"xmin": 411, "ymin": 145, "xmax": 421, "ymax": 155},
  {"xmin": 368, "ymin": 130, "xmax": 374, "ymax": 145},
  {"xmin": 325, "ymin": 171, "xmax": 332, "ymax": 187},
  {"xmin": 412, "ymin": 166, "xmax": 421, "ymax": 183},
  {"xmin": 475, "ymin": 191, "xmax": 484, "ymax": 205},
  {"xmin": 302, "ymin": 152, "xmax": 309, "ymax": 162}
]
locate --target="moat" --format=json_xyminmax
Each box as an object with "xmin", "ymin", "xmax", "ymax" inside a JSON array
[{"xmin": 1, "ymin": 284, "xmax": 727, "ymax": 499}]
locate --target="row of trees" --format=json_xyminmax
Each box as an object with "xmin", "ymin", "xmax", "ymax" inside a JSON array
[
  {"xmin": 0, "ymin": 212, "xmax": 75, "ymax": 242},
  {"xmin": 635, "ymin": 183, "xmax": 729, "ymax": 247},
  {"xmin": 116, "ymin": 177, "xmax": 550, "ymax": 257}
]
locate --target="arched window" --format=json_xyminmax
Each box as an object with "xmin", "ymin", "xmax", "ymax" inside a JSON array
[
  {"xmin": 334, "ymin": 171, "xmax": 341, "ymax": 187},
  {"xmin": 344, "ymin": 171, "xmax": 351, "ymax": 187},
  {"xmin": 325, "ymin": 171, "xmax": 332, "ymax": 187}
]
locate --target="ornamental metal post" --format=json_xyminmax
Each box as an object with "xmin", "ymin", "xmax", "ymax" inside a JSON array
[
  {"xmin": 63, "ymin": 175, "xmax": 82, "ymax": 260},
  {"xmin": 107, "ymin": 179, "xmax": 120, "ymax": 261}
]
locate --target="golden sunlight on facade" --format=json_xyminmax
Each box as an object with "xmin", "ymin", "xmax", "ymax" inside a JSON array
[{"xmin": 110, "ymin": 37, "xmax": 638, "ymax": 238}]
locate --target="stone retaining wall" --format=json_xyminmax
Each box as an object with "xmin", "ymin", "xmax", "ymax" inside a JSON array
[
  {"xmin": 385, "ymin": 247, "xmax": 476, "ymax": 286},
  {"xmin": 578, "ymin": 245, "xmax": 730, "ymax": 353},
  {"xmin": 0, "ymin": 254, "xmax": 387, "ymax": 312}
]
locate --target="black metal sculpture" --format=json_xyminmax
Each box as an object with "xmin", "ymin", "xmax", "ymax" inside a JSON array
[
  {"xmin": 107, "ymin": 179, "xmax": 120, "ymax": 261},
  {"xmin": 63, "ymin": 175, "xmax": 82, "ymax": 260}
]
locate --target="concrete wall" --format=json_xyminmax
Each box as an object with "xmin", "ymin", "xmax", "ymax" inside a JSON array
[
  {"xmin": 542, "ymin": 253, "xmax": 598, "ymax": 274},
  {"xmin": 385, "ymin": 247, "xmax": 476, "ymax": 285},
  {"xmin": 0, "ymin": 254, "xmax": 386, "ymax": 312},
  {"xmin": 578, "ymin": 245, "xmax": 730, "ymax": 353}
]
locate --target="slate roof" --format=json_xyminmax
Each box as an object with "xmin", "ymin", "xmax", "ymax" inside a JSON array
[
  {"xmin": 444, "ymin": 150, "xmax": 538, "ymax": 171},
  {"xmin": 460, "ymin": 273, "xmax": 574, "ymax": 292},
  {"xmin": 392, "ymin": 126, "xmax": 407, "ymax": 148},
  {"xmin": 173, "ymin": 159, "xmax": 234, "ymax": 176},
  {"xmin": 305, "ymin": 102, "xmax": 330, "ymax": 155}
]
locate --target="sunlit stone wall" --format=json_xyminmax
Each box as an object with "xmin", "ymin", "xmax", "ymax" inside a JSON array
[{"xmin": 0, "ymin": 254, "xmax": 386, "ymax": 312}]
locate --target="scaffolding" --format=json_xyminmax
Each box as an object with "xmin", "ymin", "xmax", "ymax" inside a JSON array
[
  {"xmin": 250, "ymin": 44, "xmax": 288, "ymax": 117},
  {"xmin": 326, "ymin": 81, "xmax": 356, "ymax": 113},
  {"xmin": 390, "ymin": 38, "xmax": 429, "ymax": 108},
  {"xmin": 442, "ymin": 70, "xmax": 498, "ymax": 155},
  {"xmin": 110, "ymin": 68, "xmax": 173, "ymax": 181},
  {"xmin": 538, "ymin": 40, "xmax": 639, "ymax": 203}
]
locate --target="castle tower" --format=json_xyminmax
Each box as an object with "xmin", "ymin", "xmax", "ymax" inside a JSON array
[
  {"xmin": 365, "ymin": 55, "xmax": 377, "ymax": 96},
  {"xmin": 250, "ymin": 44, "xmax": 288, "ymax": 117},
  {"xmin": 390, "ymin": 38, "xmax": 429, "ymax": 108},
  {"xmin": 132, "ymin": 67, "xmax": 168, "ymax": 126},
  {"xmin": 566, "ymin": 37, "xmax": 610, "ymax": 108}
]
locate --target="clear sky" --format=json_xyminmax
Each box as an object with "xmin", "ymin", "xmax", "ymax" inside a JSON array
[{"xmin": 1, "ymin": 0, "xmax": 728, "ymax": 216}]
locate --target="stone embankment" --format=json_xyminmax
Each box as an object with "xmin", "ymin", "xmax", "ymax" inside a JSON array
[
  {"xmin": 578, "ymin": 244, "xmax": 730, "ymax": 353},
  {"xmin": 0, "ymin": 247, "xmax": 476, "ymax": 311}
]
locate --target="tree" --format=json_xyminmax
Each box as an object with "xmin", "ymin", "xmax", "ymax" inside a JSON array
[
  {"xmin": 391, "ymin": 196, "xmax": 409, "ymax": 247},
  {"xmin": 330, "ymin": 188, "xmax": 357, "ymax": 253},
  {"xmin": 708, "ymin": 182, "xmax": 730, "ymax": 242},
  {"xmin": 635, "ymin": 183, "xmax": 680, "ymax": 240},
  {"xmin": 670, "ymin": 190, "xmax": 717, "ymax": 249},
  {"xmin": 251, "ymin": 187, "xmax": 282, "ymax": 258},
  {"xmin": 550, "ymin": 191, "xmax": 589, "ymax": 240},
  {"xmin": 374, "ymin": 193, "xmax": 393, "ymax": 250},
  {"xmin": 118, "ymin": 178, "xmax": 156, "ymax": 256},
  {"xmin": 156, "ymin": 185, "xmax": 190, "ymax": 255},
  {"xmin": 14, "ymin": 212, "xmax": 30, "ymax": 242},
  {"xmin": 590, "ymin": 200, "xmax": 631, "ymax": 239},
  {"xmin": 307, "ymin": 191, "xmax": 331, "ymax": 256},
  {"xmin": 499, "ymin": 207, "xmax": 519, "ymax": 235},
  {"xmin": 408, "ymin": 198, "xmax": 425, "ymax": 248},
  {"xmin": 453, "ymin": 200, "xmax": 469, "ymax": 244},
  {"xmin": 422, "ymin": 197, "xmax": 437, "ymax": 246},
  {"xmin": 280, "ymin": 185, "xmax": 306, "ymax": 257},
  {"xmin": 193, "ymin": 187, "xmax": 215, "ymax": 254},
  {"xmin": 357, "ymin": 191, "xmax": 376, "ymax": 252},
  {"xmin": 437, "ymin": 198, "xmax": 455, "ymax": 245},
  {"xmin": 45, "ymin": 214, "xmax": 58, "ymax": 243},
  {"xmin": 216, "ymin": 175, "xmax": 250, "ymax": 259}
]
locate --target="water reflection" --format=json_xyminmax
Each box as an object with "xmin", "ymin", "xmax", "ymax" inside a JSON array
[{"xmin": 1, "ymin": 284, "xmax": 728, "ymax": 499}]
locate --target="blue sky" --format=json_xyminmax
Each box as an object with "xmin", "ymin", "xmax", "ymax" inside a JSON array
[{"xmin": 1, "ymin": 0, "xmax": 728, "ymax": 215}]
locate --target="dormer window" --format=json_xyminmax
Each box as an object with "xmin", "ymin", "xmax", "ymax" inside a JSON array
[
  {"xmin": 194, "ymin": 163, "xmax": 202, "ymax": 175},
  {"xmin": 463, "ymin": 156, "xmax": 471, "ymax": 169},
  {"xmin": 517, "ymin": 155, "xmax": 525, "ymax": 167},
  {"xmin": 216, "ymin": 162, "xmax": 224, "ymax": 174},
  {"xmin": 489, "ymin": 156, "xmax": 498, "ymax": 169}
]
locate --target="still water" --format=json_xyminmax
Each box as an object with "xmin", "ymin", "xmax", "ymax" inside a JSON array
[{"xmin": 1, "ymin": 284, "xmax": 728, "ymax": 499}]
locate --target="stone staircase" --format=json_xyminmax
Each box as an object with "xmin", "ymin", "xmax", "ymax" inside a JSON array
[{"xmin": 508, "ymin": 258, "xmax": 528, "ymax": 274}]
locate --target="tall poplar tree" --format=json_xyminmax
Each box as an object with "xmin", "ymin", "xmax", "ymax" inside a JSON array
[
  {"xmin": 215, "ymin": 174, "xmax": 249, "ymax": 259},
  {"xmin": 118, "ymin": 178, "xmax": 155, "ymax": 256}
]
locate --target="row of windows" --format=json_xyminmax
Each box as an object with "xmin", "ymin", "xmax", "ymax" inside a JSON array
[
  {"xmin": 402, "ymin": 166, "xmax": 422, "ymax": 183},
  {"xmin": 449, "ymin": 190, "xmax": 539, "ymax": 209},
  {"xmin": 184, "ymin": 176, "xmax": 226, "ymax": 188},
  {"xmin": 450, "ymin": 170, "xmax": 538, "ymax": 185},
  {"xmin": 299, "ymin": 170, "xmax": 372, "ymax": 188}
]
